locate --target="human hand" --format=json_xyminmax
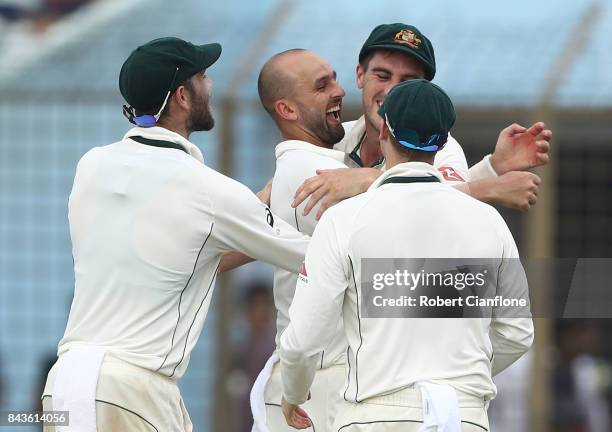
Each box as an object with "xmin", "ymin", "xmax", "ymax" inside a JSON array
[
  {"xmin": 487, "ymin": 171, "xmax": 541, "ymax": 211},
  {"xmin": 291, "ymin": 168, "xmax": 380, "ymax": 220},
  {"xmin": 281, "ymin": 397, "xmax": 312, "ymax": 429},
  {"xmin": 490, "ymin": 122, "xmax": 552, "ymax": 174}
]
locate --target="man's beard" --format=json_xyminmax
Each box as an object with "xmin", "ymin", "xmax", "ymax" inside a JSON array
[
  {"xmin": 297, "ymin": 102, "xmax": 345, "ymax": 147},
  {"xmin": 188, "ymin": 91, "xmax": 215, "ymax": 132}
]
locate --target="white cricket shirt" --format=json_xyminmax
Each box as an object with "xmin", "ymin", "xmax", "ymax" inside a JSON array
[
  {"xmin": 280, "ymin": 162, "xmax": 533, "ymax": 405},
  {"xmin": 270, "ymin": 140, "xmax": 348, "ymax": 368},
  {"xmin": 58, "ymin": 126, "xmax": 309, "ymax": 379}
]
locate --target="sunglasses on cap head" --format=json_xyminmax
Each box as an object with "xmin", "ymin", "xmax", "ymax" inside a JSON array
[
  {"xmin": 384, "ymin": 113, "xmax": 448, "ymax": 152},
  {"xmin": 122, "ymin": 67, "xmax": 180, "ymax": 128}
]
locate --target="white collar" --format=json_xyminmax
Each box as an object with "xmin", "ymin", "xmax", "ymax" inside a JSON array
[
  {"xmin": 368, "ymin": 162, "xmax": 443, "ymax": 191},
  {"xmin": 275, "ymin": 140, "xmax": 346, "ymax": 163},
  {"xmin": 123, "ymin": 126, "xmax": 205, "ymax": 164},
  {"xmin": 335, "ymin": 116, "xmax": 366, "ymax": 153}
]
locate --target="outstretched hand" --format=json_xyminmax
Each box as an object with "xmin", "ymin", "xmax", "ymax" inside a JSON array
[{"xmin": 490, "ymin": 122, "xmax": 552, "ymax": 175}]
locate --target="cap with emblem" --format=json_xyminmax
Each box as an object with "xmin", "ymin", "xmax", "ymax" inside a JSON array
[
  {"xmin": 378, "ymin": 79, "xmax": 455, "ymax": 152},
  {"xmin": 359, "ymin": 23, "xmax": 436, "ymax": 81},
  {"xmin": 119, "ymin": 37, "xmax": 221, "ymax": 112}
]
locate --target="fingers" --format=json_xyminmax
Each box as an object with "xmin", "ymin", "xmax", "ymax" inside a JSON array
[
  {"xmin": 536, "ymin": 139, "xmax": 550, "ymax": 153},
  {"xmin": 526, "ymin": 122, "xmax": 546, "ymax": 137},
  {"xmin": 539, "ymin": 129, "xmax": 552, "ymax": 141},
  {"xmin": 292, "ymin": 177, "xmax": 324, "ymax": 208},
  {"xmin": 520, "ymin": 173, "xmax": 540, "ymax": 211},
  {"xmin": 303, "ymin": 188, "xmax": 327, "ymax": 216},
  {"xmin": 288, "ymin": 407, "xmax": 312, "ymax": 429},
  {"xmin": 315, "ymin": 200, "xmax": 332, "ymax": 221},
  {"xmin": 528, "ymin": 193, "xmax": 537, "ymax": 205},
  {"xmin": 502, "ymin": 123, "xmax": 527, "ymax": 137}
]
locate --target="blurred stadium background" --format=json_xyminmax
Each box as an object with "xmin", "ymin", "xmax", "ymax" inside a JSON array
[{"xmin": 0, "ymin": 0, "xmax": 611, "ymax": 431}]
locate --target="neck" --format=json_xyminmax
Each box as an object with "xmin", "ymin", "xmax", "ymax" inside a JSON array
[
  {"xmin": 360, "ymin": 119, "xmax": 384, "ymax": 166},
  {"xmin": 384, "ymin": 145, "xmax": 435, "ymax": 169},
  {"xmin": 281, "ymin": 125, "xmax": 330, "ymax": 149},
  {"xmin": 156, "ymin": 119, "xmax": 191, "ymax": 140}
]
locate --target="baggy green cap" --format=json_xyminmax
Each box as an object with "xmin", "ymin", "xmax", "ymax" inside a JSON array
[
  {"xmin": 378, "ymin": 79, "xmax": 455, "ymax": 152},
  {"xmin": 359, "ymin": 23, "xmax": 436, "ymax": 81},
  {"xmin": 119, "ymin": 37, "xmax": 221, "ymax": 112}
]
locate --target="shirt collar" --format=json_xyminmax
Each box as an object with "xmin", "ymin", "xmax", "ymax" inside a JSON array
[
  {"xmin": 335, "ymin": 116, "xmax": 385, "ymax": 168},
  {"xmin": 368, "ymin": 162, "xmax": 443, "ymax": 191},
  {"xmin": 275, "ymin": 140, "xmax": 346, "ymax": 163},
  {"xmin": 123, "ymin": 126, "xmax": 205, "ymax": 164}
]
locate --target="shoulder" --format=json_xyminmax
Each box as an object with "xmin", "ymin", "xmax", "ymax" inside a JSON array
[
  {"xmin": 318, "ymin": 191, "xmax": 371, "ymax": 229},
  {"xmin": 444, "ymin": 186, "xmax": 510, "ymax": 228},
  {"xmin": 280, "ymin": 149, "xmax": 346, "ymax": 169},
  {"xmin": 436, "ymin": 133, "xmax": 465, "ymax": 159}
]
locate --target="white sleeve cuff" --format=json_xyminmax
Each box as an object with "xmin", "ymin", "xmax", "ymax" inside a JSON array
[{"xmin": 468, "ymin": 154, "xmax": 499, "ymax": 181}]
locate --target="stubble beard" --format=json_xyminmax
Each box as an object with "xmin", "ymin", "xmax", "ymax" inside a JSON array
[{"xmin": 297, "ymin": 101, "xmax": 345, "ymax": 147}]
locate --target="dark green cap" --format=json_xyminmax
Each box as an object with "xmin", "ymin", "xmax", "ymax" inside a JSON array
[
  {"xmin": 119, "ymin": 37, "xmax": 222, "ymax": 111},
  {"xmin": 359, "ymin": 23, "xmax": 436, "ymax": 81},
  {"xmin": 378, "ymin": 79, "xmax": 455, "ymax": 152}
]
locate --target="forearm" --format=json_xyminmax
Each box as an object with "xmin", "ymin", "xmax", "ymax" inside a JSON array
[
  {"xmin": 218, "ymin": 251, "xmax": 254, "ymax": 273},
  {"xmin": 490, "ymin": 318, "xmax": 534, "ymax": 376},
  {"xmin": 461, "ymin": 177, "xmax": 498, "ymax": 205},
  {"xmin": 280, "ymin": 348, "xmax": 319, "ymax": 405},
  {"xmin": 357, "ymin": 168, "xmax": 382, "ymax": 194}
]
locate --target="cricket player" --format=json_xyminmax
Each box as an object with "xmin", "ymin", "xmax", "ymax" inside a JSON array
[
  {"xmin": 250, "ymin": 49, "xmax": 351, "ymax": 432},
  {"xmin": 280, "ymin": 79, "xmax": 534, "ymax": 432},
  {"xmin": 292, "ymin": 23, "xmax": 552, "ymax": 218},
  {"xmin": 41, "ymin": 37, "xmax": 310, "ymax": 432}
]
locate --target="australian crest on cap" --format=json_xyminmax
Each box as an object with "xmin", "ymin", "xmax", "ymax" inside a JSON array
[{"xmin": 394, "ymin": 29, "xmax": 422, "ymax": 49}]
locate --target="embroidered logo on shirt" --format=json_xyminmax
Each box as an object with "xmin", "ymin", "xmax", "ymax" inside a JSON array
[
  {"xmin": 438, "ymin": 165, "xmax": 465, "ymax": 182},
  {"xmin": 394, "ymin": 30, "xmax": 422, "ymax": 49}
]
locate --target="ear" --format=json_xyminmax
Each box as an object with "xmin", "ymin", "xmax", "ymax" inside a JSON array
[
  {"xmin": 356, "ymin": 63, "xmax": 366, "ymax": 89},
  {"xmin": 172, "ymin": 85, "xmax": 191, "ymax": 111},
  {"xmin": 274, "ymin": 99, "xmax": 298, "ymax": 121},
  {"xmin": 378, "ymin": 117, "xmax": 388, "ymax": 142}
]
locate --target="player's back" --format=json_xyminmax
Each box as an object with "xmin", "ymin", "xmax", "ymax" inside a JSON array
[
  {"xmin": 61, "ymin": 138, "xmax": 221, "ymax": 377},
  {"xmin": 328, "ymin": 165, "xmax": 528, "ymax": 401}
]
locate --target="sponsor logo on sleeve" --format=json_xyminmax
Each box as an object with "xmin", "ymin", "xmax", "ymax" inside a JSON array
[
  {"xmin": 298, "ymin": 262, "xmax": 308, "ymax": 283},
  {"xmin": 438, "ymin": 165, "xmax": 465, "ymax": 182}
]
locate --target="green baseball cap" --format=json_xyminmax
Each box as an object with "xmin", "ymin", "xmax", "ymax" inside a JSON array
[
  {"xmin": 359, "ymin": 23, "xmax": 436, "ymax": 81},
  {"xmin": 119, "ymin": 37, "xmax": 222, "ymax": 112},
  {"xmin": 378, "ymin": 79, "xmax": 455, "ymax": 152}
]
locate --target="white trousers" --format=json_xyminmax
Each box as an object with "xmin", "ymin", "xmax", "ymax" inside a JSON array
[
  {"xmin": 42, "ymin": 355, "xmax": 193, "ymax": 432},
  {"xmin": 264, "ymin": 362, "xmax": 349, "ymax": 432},
  {"xmin": 333, "ymin": 387, "xmax": 489, "ymax": 432}
]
